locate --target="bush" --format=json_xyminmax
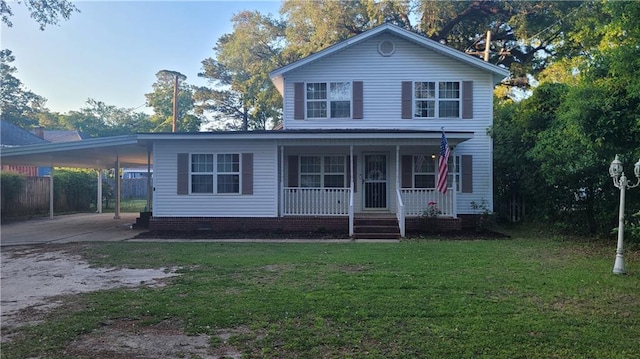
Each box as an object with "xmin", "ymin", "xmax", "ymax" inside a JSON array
[
  {"xmin": 1, "ymin": 171, "xmax": 26, "ymax": 215},
  {"xmin": 53, "ymin": 169, "xmax": 97, "ymax": 212}
]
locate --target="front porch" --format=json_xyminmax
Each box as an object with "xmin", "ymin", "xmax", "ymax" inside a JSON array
[{"xmin": 281, "ymin": 183, "xmax": 457, "ymax": 238}]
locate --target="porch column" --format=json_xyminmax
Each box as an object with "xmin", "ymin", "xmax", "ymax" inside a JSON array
[
  {"xmin": 395, "ymin": 145, "xmax": 400, "ymax": 189},
  {"xmin": 452, "ymin": 146, "xmax": 458, "ymax": 218},
  {"xmin": 279, "ymin": 144, "xmax": 284, "ymax": 217},
  {"xmin": 49, "ymin": 166, "xmax": 54, "ymax": 219},
  {"xmin": 97, "ymin": 169, "xmax": 103, "ymax": 213},
  {"xmin": 349, "ymin": 145, "xmax": 354, "ymax": 237},
  {"xmin": 114, "ymin": 157, "xmax": 121, "ymax": 219},
  {"xmin": 146, "ymin": 146, "xmax": 152, "ymax": 211}
]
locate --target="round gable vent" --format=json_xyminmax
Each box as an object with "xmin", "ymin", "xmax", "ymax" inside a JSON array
[{"xmin": 378, "ymin": 40, "xmax": 395, "ymax": 56}]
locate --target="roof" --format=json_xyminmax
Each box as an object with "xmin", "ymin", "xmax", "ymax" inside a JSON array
[
  {"xmin": 40, "ymin": 130, "xmax": 91, "ymax": 143},
  {"xmin": 0, "ymin": 121, "xmax": 49, "ymax": 147},
  {"xmin": 1, "ymin": 130, "xmax": 473, "ymax": 169},
  {"xmin": 269, "ymin": 23, "xmax": 510, "ymax": 94}
]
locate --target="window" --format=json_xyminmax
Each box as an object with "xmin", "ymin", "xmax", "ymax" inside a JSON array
[
  {"xmin": 190, "ymin": 153, "xmax": 240, "ymax": 194},
  {"xmin": 412, "ymin": 155, "xmax": 461, "ymax": 190},
  {"xmin": 414, "ymin": 81, "xmax": 460, "ymax": 118},
  {"xmin": 300, "ymin": 156, "xmax": 346, "ymax": 187},
  {"xmin": 306, "ymin": 82, "xmax": 351, "ymax": 118}
]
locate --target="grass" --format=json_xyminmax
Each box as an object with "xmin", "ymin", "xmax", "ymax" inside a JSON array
[
  {"xmin": 98, "ymin": 198, "xmax": 147, "ymax": 213},
  {"xmin": 2, "ymin": 234, "xmax": 639, "ymax": 358}
]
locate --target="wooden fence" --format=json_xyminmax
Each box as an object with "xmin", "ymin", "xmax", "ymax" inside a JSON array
[{"xmin": 1, "ymin": 177, "xmax": 150, "ymax": 219}]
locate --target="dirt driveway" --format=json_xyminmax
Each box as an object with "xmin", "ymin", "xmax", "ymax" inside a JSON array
[{"xmin": 1, "ymin": 213, "xmax": 143, "ymax": 246}]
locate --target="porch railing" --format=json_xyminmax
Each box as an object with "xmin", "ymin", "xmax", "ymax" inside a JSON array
[
  {"xmin": 400, "ymin": 188, "xmax": 454, "ymax": 217},
  {"xmin": 283, "ymin": 187, "xmax": 350, "ymax": 216},
  {"xmin": 396, "ymin": 188, "xmax": 406, "ymax": 237}
]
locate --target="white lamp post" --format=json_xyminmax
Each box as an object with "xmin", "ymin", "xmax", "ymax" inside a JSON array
[{"xmin": 608, "ymin": 155, "xmax": 640, "ymax": 274}]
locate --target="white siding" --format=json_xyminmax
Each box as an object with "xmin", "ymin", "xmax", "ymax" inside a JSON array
[
  {"xmin": 280, "ymin": 33, "xmax": 496, "ymax": 213},
  {"xmin": 153, "ymin": 140, "xmax": 277, "ymax": 217}
]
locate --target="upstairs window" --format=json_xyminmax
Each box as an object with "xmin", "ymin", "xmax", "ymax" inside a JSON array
[
  {"xmin": 414, "ymin": 81, "xmax": 460, "ymax": 119},
  {"xmin": 306, "ymin": 82, "xmax": 351, "ymax": 119}
]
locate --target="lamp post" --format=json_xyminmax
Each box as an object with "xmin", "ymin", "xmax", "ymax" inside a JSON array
[{"xmin": 608, "ymin": 155, "xmax": 640, "ymax": 274}]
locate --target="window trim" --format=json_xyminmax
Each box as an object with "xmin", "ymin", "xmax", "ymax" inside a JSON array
[
  {"xmin": 299, "ymin": 155, "xmax": 347, "ymax": 188},
  {"xmin": 413, "ymin": 81, "xmax": 461, "ymax": 119},
  {"xmin": 412, "ymin": 154, "xmax": 461, "ymax": 191},
  {"xmin": 189, "ymin": 153, "xmax": 241, "ymax": 195},
  {"xmin": 305, "ymin": 81, "xmax": 353, "ymax": 119}
]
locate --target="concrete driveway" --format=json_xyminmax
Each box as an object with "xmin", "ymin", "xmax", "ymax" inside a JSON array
[{"xmin": 0, "ymin": 213, "xmax": 144, "ymax": 246}]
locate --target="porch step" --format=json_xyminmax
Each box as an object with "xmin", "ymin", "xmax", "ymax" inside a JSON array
[
  {"xmin": 131, "ymin": 211, "xmax": 152, "ymax": 229},
  {"xmin": 353, "ymin": 216, "xmax": 400, "ymax": 240}
]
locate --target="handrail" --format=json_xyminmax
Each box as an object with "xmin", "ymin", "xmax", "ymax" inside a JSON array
[{"xmin": 396, "ymin": 188, "xmax": 406, "ymax": 237}]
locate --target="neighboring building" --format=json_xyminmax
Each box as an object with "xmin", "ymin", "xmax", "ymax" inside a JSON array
[{"xmin": 0, "ymin": 121, "xmax": 49, "ymax": 176}]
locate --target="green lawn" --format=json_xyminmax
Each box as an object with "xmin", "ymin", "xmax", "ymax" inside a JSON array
[{"xmin": 2, "ymin": 235, "xmax": 639, "ymax": 358}]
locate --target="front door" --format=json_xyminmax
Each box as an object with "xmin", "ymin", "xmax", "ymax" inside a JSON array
[{"xmin": 363, "ymin": 154, "xmax": 387, "ymax": 209}]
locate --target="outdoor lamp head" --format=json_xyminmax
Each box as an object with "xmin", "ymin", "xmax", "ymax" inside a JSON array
[
  {"xmin": 609, "ymin": 155, "xmax": 623, "ymax": 178},
  {"xmin": 634, "ymin": 158, "xmax": 640, "ymax": 179}
]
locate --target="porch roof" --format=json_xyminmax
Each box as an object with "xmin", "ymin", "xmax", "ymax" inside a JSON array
[
  {"xmin": 136, "ymin": 129, "xmax": 473, "ymax": 144},
  {"xmin": 0, "ymin": 129, "xmax": 472, "ymax": 169}
]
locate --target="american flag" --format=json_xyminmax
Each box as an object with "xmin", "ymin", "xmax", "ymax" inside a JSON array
[{"xmin": 436, "ymin": 131, "xmax": 450, "ymax": 194}]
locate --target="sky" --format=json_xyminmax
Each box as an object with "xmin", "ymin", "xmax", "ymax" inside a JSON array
[{"xmin": 1, "ymin": 0, "xmax": 282, "ymax": 114}]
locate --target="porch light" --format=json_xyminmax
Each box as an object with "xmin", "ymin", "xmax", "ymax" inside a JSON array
[{"xmin": 608, "ymin": 155, "xmax": 640, "ymax": 274}]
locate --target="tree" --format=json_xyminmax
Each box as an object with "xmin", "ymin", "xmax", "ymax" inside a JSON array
[
  {"xmin": 145, "ymin": 71, "xmax": 202, "ymax": 132},
  {"xmin": 196, "ymin": 11, "xmax": 285, "ymax": 131},
  {"xmin": 1, "ymin": 0, "xmax": 79, "ymax": 30},
  {"xmin": 59, "ymin": 98, "xmax": 153, "ymax": 137},
  {"xmin": 281, "ymin": 0, "xmax": 588, "ymax": 87},
  {"xmin": 0, "ymin": 49, "xmax": 46, "ymax": 128}
]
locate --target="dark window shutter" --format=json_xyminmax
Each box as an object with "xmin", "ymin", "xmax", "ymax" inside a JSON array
[
  {"xmin": 177, "ymin": 153, "xmax": 189, "ymax": 195},
  {"xmin": 288, "ymin": 155, "xmax": 299, "ymax": 187},
  {"xmin": 401, "ymin": 155, "xmax": 413, "ymax": 188},
  {"xmin": 353, "ymin": 81, "xmax": 363, "ymax": 119},
  {"xmin": 401, "ymin": 81, "xmax": 413, "ymax": 119},
  {"xmin": 241, "ymin": 153, "xmax": 253, "ymax": 195},
  {"xmin": 294, "ymin": 82, "xmax": 305, "ymax": 120},
  {"xmin": 461, "ymin": 155, "xmax": 473, "ymax": 193},
  {"xmin": 462, "ymin": 81, "xmax": 473, "ymax": 119}
]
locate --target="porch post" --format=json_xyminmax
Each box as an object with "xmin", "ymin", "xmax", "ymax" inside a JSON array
[
  {"xmin": 395, "ymin": 145, "xmax": 400, "ymax": 189},
  {"xmin": 349, "ymin": 145, "xmax": 354, "ymax": 237},
  {"xmin": 49, "ymin": 165, "xmax": 54, "ymax": 219},
  {"xmin": 452, "ymin": 146, "xmax": 458, "ymax": 218},
  {"xmin": 114, "ymin": 157, "xmax": 121, "ymax": 219},
  {"xmin": 97, "ymin": 169, "xmax": 103, "ymax": 213},
  {"xmin": 280, "ymin": 144, "xmax": 284, "ymax": 217}
]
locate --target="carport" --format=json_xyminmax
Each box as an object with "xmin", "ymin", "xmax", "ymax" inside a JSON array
[{"xmin": 1, "ymin": 135, "xmax": 153, "ymax": 219}]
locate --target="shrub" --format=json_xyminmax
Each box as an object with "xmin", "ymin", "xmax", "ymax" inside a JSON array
[{"xmin": 1, "ymin": 171, "xmax": 26, "ymax": 215}]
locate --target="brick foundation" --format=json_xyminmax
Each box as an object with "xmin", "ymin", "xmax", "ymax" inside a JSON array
[
  {"xmin": 149, "ymin": 215, "xmax": 474, "ymax": 236},
  {"xmin": 149, "ymin": 216, "xmax": 348, "ymax": 233}
]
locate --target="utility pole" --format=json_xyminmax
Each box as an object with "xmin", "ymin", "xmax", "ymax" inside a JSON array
[
  {"xmin": 484, "ymin": 30, "xmax": 491, "ymax": 62},
  {"xmin": 156, "ymin": 70, "xmax": 187, "ymax": 132}
]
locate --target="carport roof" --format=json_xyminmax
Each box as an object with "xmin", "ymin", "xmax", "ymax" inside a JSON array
[
  {"xmin": 0, "ymin": 130, "xmax": 473, "ymax": 169},
  {"xmin": 0, "ymin": 135, "xmax": 152, "ymax": 169}
]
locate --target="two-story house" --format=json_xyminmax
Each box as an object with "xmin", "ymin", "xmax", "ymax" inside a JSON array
[
  {"xmin": 144, "ymin": 23, "xmax": 508, "ymax": 237},
  {"xmin": 0, "ymin": 23, "xmax": 508, "ymax": 237}
]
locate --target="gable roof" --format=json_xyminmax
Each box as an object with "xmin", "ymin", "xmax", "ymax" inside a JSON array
[
  {"xmin": 0, "ymin": 121, "xmax": 49, "ymax": 147},
  {"xmin": 269, "ymin": 23, "xmax": 510, "ymax": 93}
]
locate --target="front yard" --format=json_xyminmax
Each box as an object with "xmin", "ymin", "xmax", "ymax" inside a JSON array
[{"xmin": 1, "ymin": 234, "xmax": 639, "ymax": 358}]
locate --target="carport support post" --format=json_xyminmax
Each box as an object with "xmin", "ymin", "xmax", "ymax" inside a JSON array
[
  {"xmin": 49, "ymin": 166, "xmax": 54, "ymax": 219},
  {"xmin": 146, "ymin": 147, "xmax": 152, "ymax": 212},
  {"xmin": 97, "ymin": 169, "xmax": 103, "ymax": 214},
  {"xmin": 114, "ymin": 158, "xmax": 121, "ymax": 219}
]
